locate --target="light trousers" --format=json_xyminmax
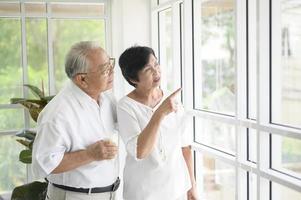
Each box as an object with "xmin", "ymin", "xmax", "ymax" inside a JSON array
[{"xmin": 46, "ymin": 183, "xmax": 116, "ymax": 200}]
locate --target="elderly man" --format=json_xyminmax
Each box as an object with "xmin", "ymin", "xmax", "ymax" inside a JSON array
[{"xmin": 32, "ymin": 41, "xmax": 119, "ymax": 200}]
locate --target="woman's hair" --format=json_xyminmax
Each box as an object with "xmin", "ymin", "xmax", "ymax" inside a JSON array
[
  {"xmin": 65, "ymin": 41, "xmax": 101, "ymax": 79},
  {"xmin": 118, "ymin": 46, "xmax": 156, "ymax": 87}
]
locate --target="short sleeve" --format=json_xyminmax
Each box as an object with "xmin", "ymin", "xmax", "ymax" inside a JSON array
[
  {"xmin": 117, "ymin": 104, "xmax": 142, "ymax": 161},
  {"xmin": 32, "ymin": 121, "xmax": 68, "ymax": 179}
]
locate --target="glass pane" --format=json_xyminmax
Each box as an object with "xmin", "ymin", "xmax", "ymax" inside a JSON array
[
  {"xmin": 158, "ymin": 0, "xmax": 169, "ymax": 4},
  {"xmin": 0, "ymin": 3, "xmax": 20, "ymax": 15},
  {"xmin": 0, "ymin": 109, "xmax": 24, "ymax": 131},
  {"xmin": 196, "ymin": 153, "xmax": 236, "ymax": 200},
  {"xmin": 52, "ymin": 19, "xmax": 106, "ymax": 91},
  {"xmin": 248, "ymin": 172, "xmax": 257, "ymax": 200},
  {"xmin": 159, "ymin": 8, "xmax": 175, "ymax": 93},
  {"xmin": 272, "ymin": 134, "xmax": 301, "ymax": 179},
  {"xmin": 194, "ymin": 0, "xmax": 236, "ymax": 115},
  {"xmin": 0, "ymin": 135, "xmax": 26, "ymax": 195},
  {"xmin": 51, "ymin": 3, "xmax": 105, "ymax": 17},
  {"xmin": 151, "ymin": 0, "xmax": 158, "ymax": 7},
  {"xmin": 195, "ymin": 118, "xmax": 236, "ymax": 155},
  {"xmin": 247, "ymin": 128, "xmax": 257, "ymax": 163},
  {"xmin": 272, "ymin": 182, "xmax": 301, "ymax": 200},
  {"xmin": 24, "ymin": 3, "xmax": 46, "ymax": 16},
  {"xmin": 0, "ymin": 19, "xmax": 23, "ymax": 104},
  {"xmin": 247, "ymin": 0, "xmax": 257, "ymax": 120},
  {"xmin": 272, "ymin": 0, "xmax": 301, "ymax": 128},
  {"xmin": 26, "ymin": 19, "xmax": 49, "ymax": 97}
]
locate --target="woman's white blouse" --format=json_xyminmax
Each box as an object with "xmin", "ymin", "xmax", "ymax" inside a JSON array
[{"xmin": 117, "ymin": 94, "xmax": 192, "ymax": 200}]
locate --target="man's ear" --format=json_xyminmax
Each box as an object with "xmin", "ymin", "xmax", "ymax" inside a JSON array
[{"xmin": 73, "ymin": 74, "xmax": 88, "ymax": 88}]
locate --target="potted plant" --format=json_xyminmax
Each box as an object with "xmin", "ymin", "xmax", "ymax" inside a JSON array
[{"xmin": 10, "ymin": 84, "xmax": 54, "ymax": 200}]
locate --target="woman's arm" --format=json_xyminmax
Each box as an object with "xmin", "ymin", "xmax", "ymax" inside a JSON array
[
  {"xmin": 182, "ymin": 146, "xmax": 198, "ymax": 200},
  {"xmin": 136, "ymin": 88, "xmax": 181, "ymax": 159}
]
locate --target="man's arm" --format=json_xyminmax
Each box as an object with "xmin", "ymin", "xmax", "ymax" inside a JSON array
[{"xmin": 52, "ymin": 140, "xmax": 117, "ymax": 174}]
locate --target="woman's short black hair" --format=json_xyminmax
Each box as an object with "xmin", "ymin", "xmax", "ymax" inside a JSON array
[{"xmin": 118, "ymin": 46, "xmax": 156, "ymax": 87}]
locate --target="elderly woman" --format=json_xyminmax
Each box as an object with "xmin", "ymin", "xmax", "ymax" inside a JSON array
[{"xmin": 117, "ymin": 46, "xmax": 198, "ymax": 200}]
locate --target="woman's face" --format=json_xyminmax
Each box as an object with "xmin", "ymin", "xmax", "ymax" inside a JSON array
[{"xmin": 135, "ymin": 54, "xmax": 161, "ymax": 90}]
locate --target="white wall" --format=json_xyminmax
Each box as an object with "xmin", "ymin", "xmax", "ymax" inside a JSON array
[
  {"xmin": 110, "ymin": 1, "xmax": 151, "ymax": 199},
  {"xmin": 111, "ymin": 0, "xmax": 151, "ymax": 99}
]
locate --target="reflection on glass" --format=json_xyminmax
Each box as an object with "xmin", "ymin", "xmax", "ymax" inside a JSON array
[
  {"xmin": 159, "ymin": 8, "xmax": 174, "ymax": 93},
  {"xmin": 247, "ymin": 129, "xmax": 257, "ymax": 163},
  {"xmin": 194, "ymin": 0, "xmax": 236, "ymax": 115},
  {"xmin": 272, "ymin": 134, "xmax": 301, "ymax": 179},
  {"xmin": 0, "ymin": 109, "xmax": 24, "ymax": 131},
  {"xmin": 0, "ymin": 135, "xmax": 26, "ymax": 194},
  {"xmin": 195, "ymin": 118, "xmax": 235, "ymax": 155},
  {"xmin": 196, "ymin": 153, "xmax": 235, "ymax": 200},
  {"xmin": 272, "ymin": 0, "xmax": 301, "ymax": 128},
  {"xmin": 272, "ymin": 182, "xmax": 301, "ymax": 200},
  {"xmin": 248, "ymin": 172, "xmax": 257, "ymax": 200},
  {"xmin": 0, "ymin": 19, "xmax": 22, "ymax": 104},
  {"xmin": 52, "ymin": 19, "xmax": 105, "ymax": 91}
]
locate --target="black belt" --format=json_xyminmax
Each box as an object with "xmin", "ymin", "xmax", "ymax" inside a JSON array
[{"xmin": 51, "ymin": 177, "xmax": 120, "ymax": 194}]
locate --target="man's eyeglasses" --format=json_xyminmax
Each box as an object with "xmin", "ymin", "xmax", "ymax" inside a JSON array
[{"xmin": 77, "ymin": 58, "xmax": 115, "ymax": 77}]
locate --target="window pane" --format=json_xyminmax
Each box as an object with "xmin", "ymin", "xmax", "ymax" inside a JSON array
[
  {"xmin": 24, "ymin": 3, "xmax": 46, "ymax": 16},
  {"xmin": 52, "ymin": 19, "xmax": 106, "ymax": 91},
  {"xmin": 196, "ymin": 153, "xmax": 236, "ymax": 200},
  {"xmin": 0, "ymin": 109, "xmax": 24, "ymax": 131},
  {"xmin": 26, "ymin": 19, "xmax": 49, "ymax": 97},
  {"xmin": 272, "ymin": 0, "xmax": 301, "ymax": 128},
  {"xmin": 247, "ymin": 128, "xmax": 257, "ymax": 163},
  {"xmin": 247, "ymin": 0, "xmax": 257, "ymax": 120},
  {"xmin": 158, "ymin": 0, "xmax": 169, "ymax": 4},
  {"xmin": 195, "ymin": 118, "xmax": 236, "ymax": 155},
  {"xmin": 194, "ymin": 0, "xmax": 236, "ymax": 115},
  {"xmin": 51, "ymin": 3, "xmax": 105, "ymax": 17},
  {"xmin": 0, "ymin": 19, "xmax": 23, "ymax": 104},
  {"xmin": 0, "ymin": 3, "xmax": 20, "ymax": 15},
  {"xmin": 248, "ymin": 172, "xmax": 257, "ymax": 200},
  {"xmin": 272, "ymin": 182, "xmax": 301, "ymax": 200},
  {"xmin": 159, "ymin": 8, "xmax": 174, "ymax": 93},
  {"xmin": 272, "ymin": 134, "xmax": 301, "ymax": 179},
  {"xmin": 0, "ymin": 135, "xmax": 26, "ymax": 194}
]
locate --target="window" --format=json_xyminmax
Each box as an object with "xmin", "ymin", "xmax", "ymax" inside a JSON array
[
  {"xmin": 0, "ymin": 1, "xmax": 109, "ymax": 195},
  {"xmin": 195, "ymin": 153, "xmax": 236, "ymax": 200},
  {"xmin": 193, "ymin": 0, "xmax": 236, "ymax": 115},
  {"xmin": 152, "ymin": 0, "xmax": 301, "ymax": 199},
  {"xmin": 271, "ymin": 0, "xmax": 301, "ymax": 128}
]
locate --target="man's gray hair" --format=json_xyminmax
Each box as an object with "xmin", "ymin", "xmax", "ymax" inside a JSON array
[{"xmin": 65, "ymin": 41, "xmax": 101, "ymax": 78}]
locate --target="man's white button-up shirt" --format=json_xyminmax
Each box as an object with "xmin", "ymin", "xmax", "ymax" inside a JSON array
[{"xmin": 32, "ymin": 81, "xmax": 118, "ymax": 188}]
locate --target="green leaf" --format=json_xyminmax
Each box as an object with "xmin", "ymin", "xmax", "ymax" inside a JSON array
[
  {"xmin": 16, "ymin": 139, "xmax": 30, "ymax": 148},
  {"xmin": 24, "ymin": 84, "xmax": 44, "ymax": 99},
  {"xmin": 42, "ymin": 95, "xmax": 55, "ymax": 102},
  {"xmin": 10, "ymin": 98, "xmax": 27, "ymax": 104},
  {"xmin": 11, "ymin": 181, "xmax": 47, "ymax": 200},
  {"xmin": 19, "ymin": 149, "xmax": 32, "ymax": 164}
]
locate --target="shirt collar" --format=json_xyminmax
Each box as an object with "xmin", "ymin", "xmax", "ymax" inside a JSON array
[{"xmin": 68, "ymin": 80, "xmax": 103, "ymax": 108}]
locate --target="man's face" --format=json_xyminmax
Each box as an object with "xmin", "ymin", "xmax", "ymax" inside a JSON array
[{"xmin": 83, "ymin": 49, "xmax": 114, "ymax": 96}]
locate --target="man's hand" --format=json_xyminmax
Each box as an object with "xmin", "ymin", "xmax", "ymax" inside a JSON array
[{"xmin": 86, "ymin": 140, "xmax": 118, "ymax": 161}]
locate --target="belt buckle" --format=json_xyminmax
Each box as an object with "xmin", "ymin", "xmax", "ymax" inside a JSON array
[{"xmin": 112, "ymin": 177, "xmax": 120, "ymax": 192}]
